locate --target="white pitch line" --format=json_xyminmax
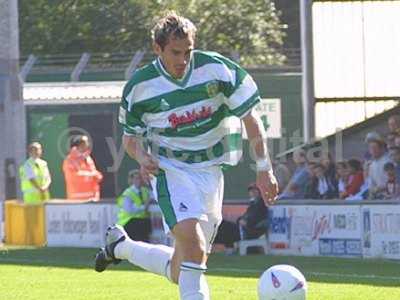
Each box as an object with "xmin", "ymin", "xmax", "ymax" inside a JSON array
[
  {"xmin": 211, "ymin": 268, "xmax": 400, "ymax": 281},
  {"xmin": 1, "ymin": 257, "xmax": 399, "ymax": 282}
]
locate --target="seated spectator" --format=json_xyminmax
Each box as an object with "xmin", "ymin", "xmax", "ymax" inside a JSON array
[
  {"xmin": 388, "ymin": 115, "xmax": 400, "ymax": 134},
  {"xmin": 237, "ymin": 183, "xmax": 268, "ymax": 240},
  {"xmin": 389, "ymin": 146, "xmax": 400, "ymax": 184},
  {"xmin": 214, "ymin": 183, "xmax": 268, "ymax": 254},
  {"xmin": 346, "ymin": 161, "xmax": 370, "ymax": 201},
  {"xmin": 272, "ymin": 160, "xmax": 291, "ymax": 193},
  {"xmin": 304, "ymin": 162, "xmax": 319, "ymax": 199},
  {"xmin": 213, "ymin": 220, "xmax": 241, "ymax": 255},
  {"xmin": 320, "ymin": 151, "xmax": 337, "ymax": 187},
  {"xmin": 278, "ymin": 149, "xmax": 310, "ymax": 199},
  {"xmin": 336, "ymin": 161, "xmax": 349, "ymax": 195},
  {"xmin": 340, "ymin": 159, "xmax": 364, "ymax": 199},
  {"xmin": 116, "ymin": 170, "xmax": 152, "ymax": 241},
  {"xmin": 383, "ymin": 162, "xmax": 400, "ymax": 199},
  {"xmin": 314, "ymin": 163, "xmax": 338, "ymax": 199},
  {"xmin": 386, "ymin": 133, "xmax": 397, "ymax": 148},
  {"xmin": 367, "ymin": 135, "xmax": 391, "ymax": 199}
]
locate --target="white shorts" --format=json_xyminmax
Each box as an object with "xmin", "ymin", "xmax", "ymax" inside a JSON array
[{"xmin": 151, "ymin": 158, "xmax": 224, "ymax": 252}]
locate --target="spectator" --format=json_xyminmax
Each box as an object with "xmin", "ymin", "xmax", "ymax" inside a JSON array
[
  {"xmin": 213, "ymin": 220, "xmax": 241, "ymax": 255},
  {"xmin": 346, "ymin": 161, "xmax": 370, "ymax": 201},
  {"xmin": 389, "ymin": 146, "xmax": 400, "ymax": 184},
  {"xmin": 388, "ymin": 115, "xmax": 400, "ymax": 134},
  {"xmin": 336, "ymin": 161, "xmax": 349, "ymax": 196},
  {"xmin": 278, "ymin": 149, "xmax": 310, "ymax": 199},
  {"xmin": 386, "ymin": 133, "xmax": 397, "ymax": 148},
  {"xmin": 62, "ymin": 135, "xmax": 103, "ymax": 201},
  {"xmin": 395, "ymin": 135, "xmax": 400, "ymax": 148},
  {"xmin": 272, "ymin": 160, "xmax": 291, "ymax": 193},
  {"xmin": 383, "ymin": 162, "xmax": 400, "ymax": 199},
  {"xmin": 237, "ymin": 183, "xmax": 268, "ymax": 240},
  {"xmin": 116, "ymin": 170, "xmax": 152, "ymax": 241},
  {"xmin": 320, "ymin": 151, "xmax": 337, "ymax": 186},
  {"xmin": 367, "ymin": 135, "xmax": 391, "ymax": 199},
  {"xmin": 340, "ymin": 159, "xmax": 364, "ymax": 199},
  {"xmin": 314, "ymin": 163, "xmax": 338, "ymax": 199},
  {"xmin": 19, "ymin": 142, "xmax": 51, "ymax": 204},
  {"xmin": 304, "ymin": 162, "xmax": 319, "ymax": 199}
]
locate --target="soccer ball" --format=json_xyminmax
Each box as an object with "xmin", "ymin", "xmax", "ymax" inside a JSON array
[{"xmin": 258, "ymin": 265, "xmax": 307, "ymax": 300}]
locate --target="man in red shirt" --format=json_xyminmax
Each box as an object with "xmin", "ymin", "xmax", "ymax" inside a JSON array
[{"xmin": 62, "ymin": 135, "xmax": 103, "ymax": 201}]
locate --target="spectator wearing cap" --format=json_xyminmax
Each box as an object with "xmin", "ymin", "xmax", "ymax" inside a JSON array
[
  {"xmin": 383, "ymin": 162, "xmax": 400, "ymax": 199},
  {"xmin": 340, "ymin": 159, "xmax": 364, "ymax": 199},
  {"xmin": 237, "ymin": 183, "xmax": 268, "ymax": 240},
  {"xmin": 366, "ymin": 133, "xmax": 391, "ymax": 199},
  {"xmin": 389, "ymin": 146, "xmax": 400, "ymax": 184},
  {"xmin": 278, "ymin": 149, "xmax": 310, "ymax": 200},
  {"xmin": 62, "ymin": 135, "xmax": 103, "ymax": 201}
]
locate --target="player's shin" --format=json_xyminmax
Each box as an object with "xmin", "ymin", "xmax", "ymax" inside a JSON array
[
  {"xmin": 179, "ymin": 262, "xmax": 209, "ymax": 300},
  {"xmin": 114, "ymin": 239, "xmax": 174, "ymax": 281}
]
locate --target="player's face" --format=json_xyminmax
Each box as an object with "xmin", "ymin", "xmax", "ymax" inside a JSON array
[{"xmin": 154, "ymin": 36, "xmax": 194, "ymax": 79}]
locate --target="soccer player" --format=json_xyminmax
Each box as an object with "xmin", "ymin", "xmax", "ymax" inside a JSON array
[{"xmin": 95, "ymin": 12, "xmax": 278, "ymax": 300}]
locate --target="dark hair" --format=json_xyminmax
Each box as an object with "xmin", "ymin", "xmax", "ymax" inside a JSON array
[
  {"xmin": 70, "ymin": 135, "xmax": 89, "ymax": 148},
  {"xmin": 347, "ymin": 159, "xmax": 362, "ymax": 172},
  {"xmin": 151, "ymin": 11, "xmax": 197, "ymax": 50},
  {"xmin": 384, "ymin": 162, "xmax": 395, "ymax": 171},
  {"xmin": 336, "ymin": 161, "xmax": 348, "ymax": 169}
]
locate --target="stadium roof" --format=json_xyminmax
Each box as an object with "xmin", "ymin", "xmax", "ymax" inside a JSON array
[{"xmin": 23, "ymin": 81, "xmax": 124, "ymax": 105}]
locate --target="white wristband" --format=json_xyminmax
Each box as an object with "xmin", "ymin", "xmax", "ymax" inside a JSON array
[{"xmin": 256, "ymin": 159, "xmax": 271, "ymax": 171}]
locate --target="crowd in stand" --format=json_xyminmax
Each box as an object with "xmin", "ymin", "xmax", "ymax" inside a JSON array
[{"xmin": 275, "ymin": 115, "xmax": 400, "ymax": 201}]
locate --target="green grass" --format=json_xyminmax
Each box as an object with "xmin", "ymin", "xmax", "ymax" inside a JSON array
[{"xmin": 0, "ymin": 246, "xmax": 399, "ymax": 300}]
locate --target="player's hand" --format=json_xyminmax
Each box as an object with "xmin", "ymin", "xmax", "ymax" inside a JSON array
[
  {"xmin": 138, "ymin": 152, "xmax": 159, "ymax": 176},
  {"xmin": 256, "ymin": 170, "xmax": 278, "ymax": 206}
]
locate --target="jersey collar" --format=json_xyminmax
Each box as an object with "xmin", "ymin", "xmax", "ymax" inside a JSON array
[{"xmin": 154, "ymin": 55, "xmax": 194, "ymax": 88}]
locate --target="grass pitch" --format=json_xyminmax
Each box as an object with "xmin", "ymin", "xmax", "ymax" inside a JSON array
[{"xmin": 0, "ymin": 246, "xmax": 399, "ymax": 300}]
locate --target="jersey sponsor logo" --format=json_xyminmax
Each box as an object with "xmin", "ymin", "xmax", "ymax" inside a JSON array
[{"xmin": 168, "ymin": 106, "xmax": 212, "ymax": 129}]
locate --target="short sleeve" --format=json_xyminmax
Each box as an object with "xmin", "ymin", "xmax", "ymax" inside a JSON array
[
  {"xmin": 218, "ymin": 56, "xmax": 261, "ymax": 118},
  {"xmin": 119, "ymin": 81, "xmax": 147, "ymax": 137}
]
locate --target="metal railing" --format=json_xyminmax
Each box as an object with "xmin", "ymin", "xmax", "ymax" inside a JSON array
[{"xmin": 20, "ymin": 48, "xmax": 301, "ymax": 82}]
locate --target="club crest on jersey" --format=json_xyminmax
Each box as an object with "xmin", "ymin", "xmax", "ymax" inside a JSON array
[
  {"xmin": 160, "ymin": 98, "xmax": 170, "ymax": 111},
  {"xmin": 168, "ymin": 106, "xmax": 212, "ymax": 129},
  {"xmin": 206, "ymin": 81, "xmax": 219, "ymax": 97}
]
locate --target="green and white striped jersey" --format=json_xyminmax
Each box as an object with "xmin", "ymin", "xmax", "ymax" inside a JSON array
[{"xmin": 119, "ymin": 50, "xmax": 261, "ymax": 168}]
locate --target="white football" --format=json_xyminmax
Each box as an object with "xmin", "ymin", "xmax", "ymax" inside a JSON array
[{"xmin": 258, "ymin": 264, "xmax": 307, "ymax": 300}]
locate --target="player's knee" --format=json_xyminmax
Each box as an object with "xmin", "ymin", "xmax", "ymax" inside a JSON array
[{"xmin": 173, "ymin": 219, "xmax": 206, "ymax": 262}]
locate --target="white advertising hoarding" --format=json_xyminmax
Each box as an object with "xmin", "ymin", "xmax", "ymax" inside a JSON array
[
  {"xmin": 269, "ymin": 205, "xmax": 362, "ymax": 257},
  {"xmin": 243, "ymin": 98, "xmax": 282, "ymax": 139},
  {"xmin": 362, "ymin": 205, "xmax": 400, "ymax": 260},
  {"xmin": 46, "ymin": 203, "xmax": 117, "ymax": 248}
]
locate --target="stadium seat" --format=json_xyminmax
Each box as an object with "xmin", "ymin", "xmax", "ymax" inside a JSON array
[{"xmin": 236, "ymin": 235, "xmax": 268, "ymax": 256}]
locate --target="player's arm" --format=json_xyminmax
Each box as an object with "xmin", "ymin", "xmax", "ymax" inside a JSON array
[
  {"xmin": 122, "ymin": 134, "xmax": 159, "ymax": 175},
  {"xmin": 242, "ymin": 109, "xmax": 278, "ymax": 205}
]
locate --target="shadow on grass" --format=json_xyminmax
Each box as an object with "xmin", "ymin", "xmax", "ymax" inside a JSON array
[{"xmin": 0, "ymin": 247, "xmax": 399, "ymax": 287}]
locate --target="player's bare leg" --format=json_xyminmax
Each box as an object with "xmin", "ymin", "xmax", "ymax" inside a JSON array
[{"xmin": 171, "ymin": 218, "xmax": 210, "ymax": 299}]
